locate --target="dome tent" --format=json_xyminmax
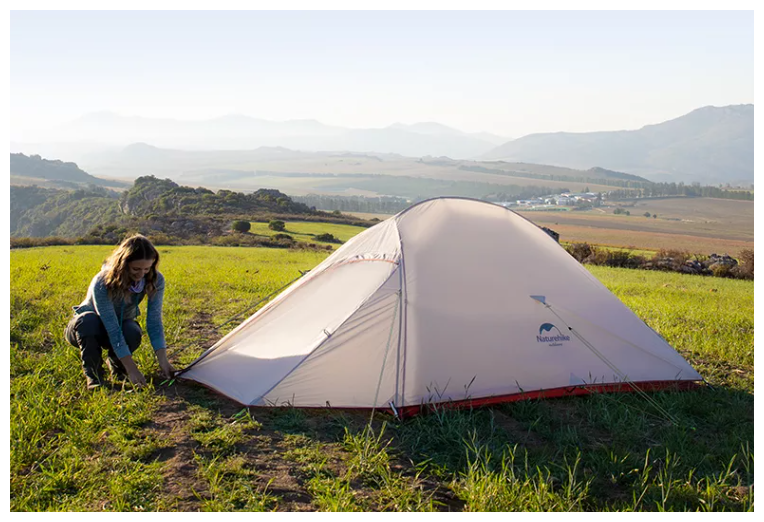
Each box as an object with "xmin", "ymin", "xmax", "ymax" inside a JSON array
[{"xmin": 180, "ymin": 197, "xmax": 701, "ymax": 415}]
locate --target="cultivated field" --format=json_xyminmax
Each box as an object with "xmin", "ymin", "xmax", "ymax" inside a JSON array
[{"xmin": 517, "ymin": 197, "xmax": 753, "ymax": 255}]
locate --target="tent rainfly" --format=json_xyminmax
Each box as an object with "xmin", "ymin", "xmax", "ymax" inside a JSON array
[{"xmin": 180, "ymin": 197, "xmax": 702, "ymax": 415}]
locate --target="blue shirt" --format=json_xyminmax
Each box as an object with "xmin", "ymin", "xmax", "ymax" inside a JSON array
[{"xmin": 73, "ymin": 270, "xmax": 167, "ymax": 359}]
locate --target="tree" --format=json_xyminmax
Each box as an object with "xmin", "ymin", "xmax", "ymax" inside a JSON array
[
  {"xmin": 269, "ymin": 220, "xmax": 285, "ymax": 231},
  {"xmin": 232, "ymin": 220, "xmax": 251, "ymax": 233}
]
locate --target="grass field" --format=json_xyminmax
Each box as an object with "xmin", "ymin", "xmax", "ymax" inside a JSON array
[
  {"xmin": 247, "ymin": 221, "xmax": 369, "ymax": 247},
  {"xmin": 11, "ymin": 246, "xmax": 753, "ymax": 511},
  {"xmin": 336, "ymin": 211, "xmax": 396, "ymax": 221}
]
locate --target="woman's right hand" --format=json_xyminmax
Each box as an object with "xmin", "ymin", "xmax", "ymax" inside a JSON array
[
  {"xmin": 127, "ymin": 367, "xmax": 147, "ymax": 387},
  {"xmin": 120, "ymin": 355, "xmax": 147, "ymax": 388}
]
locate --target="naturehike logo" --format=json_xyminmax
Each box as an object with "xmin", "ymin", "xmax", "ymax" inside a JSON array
[{"xmin": 537, "ymin": 323, "xmax": 571, "ymax": 347}]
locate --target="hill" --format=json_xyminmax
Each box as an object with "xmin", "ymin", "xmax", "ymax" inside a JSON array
[
  {"xmin": 10, "ymin": 153, "xmax": 126, "ymax": 188},
  {"xmin": 76, "ymin": 144, "xmax": 652, "ymax": 198},
  {"xmin": 9, "ymin": 175, "xmax": 361, "ymax": 240},
  {"xmin": 10, "ymin": 185, "xmax": 124, "ymax": 237},
  {"xmin": 483, "ymin": 105, "xmax": 753, "ymax": 185}
]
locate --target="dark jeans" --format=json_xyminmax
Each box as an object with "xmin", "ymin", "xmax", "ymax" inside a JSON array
[{"xmin": 64, "ymin": 311, "xmax": 142, "ymax": 378}]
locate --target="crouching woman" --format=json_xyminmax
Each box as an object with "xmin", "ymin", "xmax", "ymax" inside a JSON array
[{"xmin": 64, "ymin": 234, "xmax": 175, "ymax": 389}]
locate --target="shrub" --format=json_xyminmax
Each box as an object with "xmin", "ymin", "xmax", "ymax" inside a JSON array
[
  {"xmin": 565, "ymin": 242, "xmax": 596, "ymax": 263},
  {"xmin": 648, "ymin": 249, "xmax": 693, "ymax": 272},
  {"xmin": 269, "ymin": 220, "xmax": 286, "ymax": 231},
  {"xmin": 272, "ymin": 233, "xmax": 294, "ymax": 242},
  {"xmin": 736, "ymin": 249, "xmax": 754, "ymax": 279},
  {"xmin": 145, "ymin": 232, "xmax": 177, "ymax": 245},
  {"xmin": 315, "ymin": 233, "xmax": 342, "ymax": 244},
  {"xmin": 232, "ymin": 220, "xmax": 251, "ymax": 233},
  {"xmin": 604, "ymin": 250, "xmax": 644, "ymax": 269},
  {"xmin": 711, "ymin": 264, "xmax": 733, "ymax": 278}
]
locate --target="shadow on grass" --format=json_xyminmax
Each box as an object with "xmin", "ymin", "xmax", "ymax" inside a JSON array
[{"xmin": 164, "ymin": 380, "xmax": 753, "ymax": 511}]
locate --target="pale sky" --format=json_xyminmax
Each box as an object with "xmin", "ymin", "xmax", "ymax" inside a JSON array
[{"xmin": 10, "ymin": 10, "xmax": 753, "ymax": 140}]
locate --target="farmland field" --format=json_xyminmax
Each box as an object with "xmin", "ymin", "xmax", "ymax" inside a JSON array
[
  {"xmin": 346, "ymin": 197, "xmax": 752, "ymax": 255},
  {"xmin": 518, "ymin": 197, "xmax": 753, "ymax": 255},
  {"xmin": 11, "ymin": 246, "xmax": 753, "ymax": 511}
]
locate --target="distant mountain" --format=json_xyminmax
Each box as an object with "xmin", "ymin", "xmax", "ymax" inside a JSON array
[
  {"xmin": 388, "ymin": 121, "xmax": 464, "ymax": 135},
  {"xmin": 10, "ymin": 153, "xmax": 126, "ymax": 187},
  {"xmin": 79, "ymin": 142, "xmax": 647, "ymax": 182},
  {"xmin": 22, "ymin": 113, "xmax": 502, "ymax": 159},
  {"xmin": 483, "ymin": 105, "xmax": 753, "ymax": 185},
  {"xmin": 390, "ymin": 121, "xmax": 510, "ymax": 145}
]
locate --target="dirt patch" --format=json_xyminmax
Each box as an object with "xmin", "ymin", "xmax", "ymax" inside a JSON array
[
  {"xmin": 490, "ymin": 409, "xmax": 546, "ymax": 447},
  {"xmin": 152, "ymin": 381, "xmax": 320, "ymax": 511},
  {"xmin": 147, "ymin": 393, "xmax": 208, "ymax": 510},
  {"xmin": 186, "ymin": 312, "xmax": 220, "ymax": 351},
  {"xmin": 147, "ymin": 378, "xmax": 473, "ymax": 511}
]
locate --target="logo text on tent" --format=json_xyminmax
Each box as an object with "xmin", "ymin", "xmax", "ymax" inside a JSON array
[{"xmin": 537, "ymin": 323, "xmax": 571, "ymax": 347}]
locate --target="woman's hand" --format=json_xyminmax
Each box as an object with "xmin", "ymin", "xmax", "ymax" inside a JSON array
[
  {"xmin": 127, "ymin": 367, "xmax": 147, "ymax": 387},
  {"xmin": 155, "ymin": 349, "xmax": 177, "ymax": 379},
  {"xmin": 120, "ymin": 354, "xmax": 147, "ymax": 388},
  {"xmin": 159, "ymin": 360, "xmax": 176, "ymax": 379}
]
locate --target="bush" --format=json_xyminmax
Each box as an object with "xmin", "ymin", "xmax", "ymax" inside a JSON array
[
  {"xmin": 736, "ymin": 249, "xmax": 754, "ymax": 279},
  {"xmin": 145, "ymin": 232, "xmax": 177, "ymax": 245},
  {"xmin": 604, "ymin": 250, "xmax": 644, "ymax": 269},
  {"xmin": 711, "ymin": 264, "xmax": 733, "ymax": 278},
  {"xmin": 232, "ymin": 220, "xmax": 251, "ymax": 233},
  {"xmin": 269, "ymin": 220, "xmax": 286, "ymax": 231},
  {"xmin": 272, "ymin": 233, "xmax": 294, "ymax": 242},
  {"xmin": 648, "ymin": 249, "xmax": 694, "ymax": 272},
  {"xmin": 315, "ymin": 233, "xmax": 342, "ymax": 244},
  {"xmin": 565, "ymin": 242, "xmax": 596, "ymax": 263},
  {"xmin": 10, "ymin": 236, "xmax": 76, "ymax": 248}
]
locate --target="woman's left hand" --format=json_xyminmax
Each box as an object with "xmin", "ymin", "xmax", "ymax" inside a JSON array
[
  {"xmin": 155, "ymin": 349, "xmax": 177, "ymax": 379},
  {"xmin": 159, "ymin": 360, "xmax": 176, "ymax": 379}
]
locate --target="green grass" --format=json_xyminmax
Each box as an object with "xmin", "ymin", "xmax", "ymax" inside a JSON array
[
  {"xmin": 11, "ymin": 245, "xmax": 753, "ymax": 511},
  {"xmin": 247, "ymin": 221, "xmax": 369, "ymax": 248}
]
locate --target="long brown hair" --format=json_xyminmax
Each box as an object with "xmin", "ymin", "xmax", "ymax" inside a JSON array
[{"xmin": 103, "ymin": 234, "xmax": 160, "ymax": 302}]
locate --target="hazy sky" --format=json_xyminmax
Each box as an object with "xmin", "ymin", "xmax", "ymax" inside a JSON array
[{"xmin": 10, "ymin": 10, "xmax": 753, "ymax": 139}]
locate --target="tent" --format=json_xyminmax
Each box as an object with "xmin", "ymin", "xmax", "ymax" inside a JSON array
[{"xmin": 180, "ymin": 197, "xmax": 701, "ymax": 415}]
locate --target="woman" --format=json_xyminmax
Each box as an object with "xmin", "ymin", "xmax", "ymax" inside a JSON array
[{"xmin": 65, "ymin": 234, "xmax": 175, "ymax": 389}]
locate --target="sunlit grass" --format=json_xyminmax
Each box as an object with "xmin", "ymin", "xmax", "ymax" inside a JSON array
[{"xmin": 11, "ymin": 245, "xmax": 753, "ymax": 511}]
